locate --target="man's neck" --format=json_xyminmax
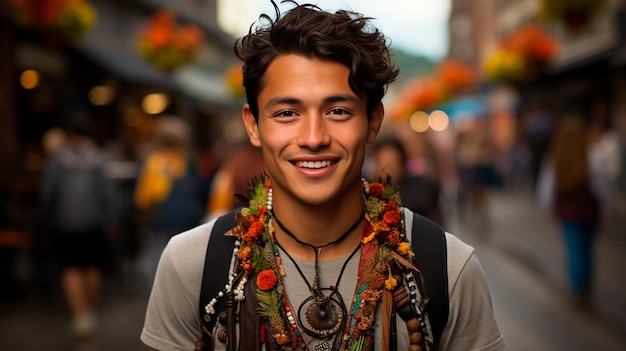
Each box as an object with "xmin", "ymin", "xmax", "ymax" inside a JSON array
[{"xmin": 271, "ymin": 184, "xmax": 365, "ymax": 261}]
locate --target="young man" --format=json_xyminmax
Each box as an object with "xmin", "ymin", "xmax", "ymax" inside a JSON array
[{"xmin": 140, "ymin": 2, "xmax": 505, "ymax": 350}]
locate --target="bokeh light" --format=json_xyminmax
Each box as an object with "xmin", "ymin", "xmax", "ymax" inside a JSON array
[
  {"xmin": 141, "ymin": 93, "xmax": 169, "ymax": 115},
  {"xmin": 428, "ymin": 110, "xmax": 449, "ymax": 131},
  {"xmin": 409, "ymin": 111, "xmax": 430, "ymax": 132},
  {"xmin": 89, "ymin": 85, "xmax": 115, "ymax": 106},
  {"xmin": 20, "ymin": 69, "xmax": 40, "ymax": 89}
]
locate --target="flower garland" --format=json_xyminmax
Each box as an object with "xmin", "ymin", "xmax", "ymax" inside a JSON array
[{"xmin": 228, "ymin": 174, "xmax": 417, "ymax": 350}]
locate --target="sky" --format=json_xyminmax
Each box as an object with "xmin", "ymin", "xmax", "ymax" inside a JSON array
[{"xmin": 217, "ymin": 0, "xmax": 451, "ymax": 61}]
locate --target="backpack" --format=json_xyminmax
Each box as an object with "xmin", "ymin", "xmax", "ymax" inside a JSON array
[{"xmin": 199, "ymin": 208, "xmax": 449, "ymax": 348}]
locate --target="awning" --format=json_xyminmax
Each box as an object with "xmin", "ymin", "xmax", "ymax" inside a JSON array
[
  {"xmin": 175, "ymin": 66, "xmax": 232, "ymax": 103},
  {"xmin": 77, "ymin": 39, "xmax": 236, "ymax": 106},
  {"xmin": 438, "ymin": 96, "xmax": 488, "ymax": 120},
  {"xmin": 77, "ymin": 40, "xmax": 179, "ymax": 91}
]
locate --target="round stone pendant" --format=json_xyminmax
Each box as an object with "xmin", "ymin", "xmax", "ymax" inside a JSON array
[{"xmin": 304, "ymin": 298, "xmax": 343, "ymax": 336}]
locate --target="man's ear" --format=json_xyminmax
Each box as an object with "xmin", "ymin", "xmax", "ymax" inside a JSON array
[
  {"xmin": 242, "ymin": 104, "xmax": 262, "ymax": 147},
  {"xmin": 367, "ymin": 103, "xmax": 384, "ymax": 144}
]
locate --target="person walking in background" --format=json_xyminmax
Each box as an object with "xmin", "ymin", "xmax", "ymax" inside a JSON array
[
  {"xmin": 371, "ymin": 136, "xmax": 443, "ymax": 225},
  {"xmin": 40, "ymin": 113, "xmax": 119, "ymax": 338},
  {"xmin": 454, "ymin": 120, "xmax": 499, "ymax": 233},
  {"xmin": 133, "ymin": 115, "xmax": 210, "ymax": 279},
  {"xmin": 204, "ymin": 141, "xmax": 265, "ymax": 220},
  {"xmin": 538, "ymin": 116, "xmax": 610, "ymax": 305}
]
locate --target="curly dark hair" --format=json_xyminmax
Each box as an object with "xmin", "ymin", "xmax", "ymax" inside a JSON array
[{"xmin": 234, "ymin": 0, "xmax": 399, "ymax": 120}]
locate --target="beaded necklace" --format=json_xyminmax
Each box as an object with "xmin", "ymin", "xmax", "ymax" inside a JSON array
[{"xmin": 206, "ymin": 174, "xmax": 429, "ymax": 350}]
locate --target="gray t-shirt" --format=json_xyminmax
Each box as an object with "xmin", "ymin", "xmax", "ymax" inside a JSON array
[{"xmin": 140, "ymin": 209, "xmax": 506, "ymax": 350}]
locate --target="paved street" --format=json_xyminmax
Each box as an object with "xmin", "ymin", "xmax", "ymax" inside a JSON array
[
  {"xmin": 1, "ymin": 186, "xmax": 625, "ymax": 350},
  {"xmin": 448, "ymin": 187, "xmax": 626, "ymax": 351}
]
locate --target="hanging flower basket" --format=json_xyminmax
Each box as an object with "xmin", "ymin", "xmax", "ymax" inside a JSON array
[
  {"xmin": 138, "ymin": 9, "xmax": 205, "ymax": 71},
  {"xmin": 482, "ymin": 23, "xmax": 558, "ymax": 84},
  {"xmin": 225, "ymin": 61, "xmax": 245, "ymax": 98},
  {"xmin": 482, "ymin": 48, "xmax": 527, "ymax": 83},
  {"xmin": 539, "ymin": 0, "xmax": 608, "ymax": 32},
  {"xmin": 435, "ymin": 59, "xmax": 477, "ymax": 94},
  {"xmin": 9, "ymin": 0, "xmax": 97, "ymax": 44}
]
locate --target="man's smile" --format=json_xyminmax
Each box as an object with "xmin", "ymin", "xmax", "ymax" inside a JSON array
[{"xmin": 294, "ymin": 160, "xmax": 336, "ymax": 169}]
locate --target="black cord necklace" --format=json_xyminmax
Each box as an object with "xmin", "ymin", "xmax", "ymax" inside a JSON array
[
  {"xmin": 271, "ymin": 209, "xmax": 364, "ymax": 346},
  {"xmin": 271, "ymin": 209, "xmax": 364, "ymax": 256},
  {"xmin": 275, "ymin": 239, "xmax": 360, "ymax": 346}
]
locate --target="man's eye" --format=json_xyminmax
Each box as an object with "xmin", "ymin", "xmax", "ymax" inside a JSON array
[
  {"xmin": 330, "ymin": 108, "xmax": 348, "ymax": 115},
  {"xmin": 274, "ymin": 110, "xmax": 295, "ymax": 117}
]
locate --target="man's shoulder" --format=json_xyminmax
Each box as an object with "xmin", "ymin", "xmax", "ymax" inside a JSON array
[
  {"xmin": 402, "ymin": 208, "xmax": 475, "ymax": 259},
  {"xmin": 164, "ymin": 220, "xmax": 220, "ymax": 266}
]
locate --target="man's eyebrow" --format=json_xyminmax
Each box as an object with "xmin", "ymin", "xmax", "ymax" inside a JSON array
[
  {"xmin": 266, "ymin": 97, "xmax": 302, "ymax": 107},
  {"xmin": 324, "ymin": 94, "xmax": 361, "ymax": 105},
  {"xmin": 265, "ymin": 94, "xmax": 360, "ymax": 108}
]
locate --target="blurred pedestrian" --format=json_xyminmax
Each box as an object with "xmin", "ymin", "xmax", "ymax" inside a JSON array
[
  {"xmin": 537, "ymin": 116, "xmax": 609, "ymax": 304},
  {"xmin": 133, "ymin": 115, "xmax": 210, "ymax": 278},
  {"xmin": 40, "ymin": 113, "xmax": 119, "ymax": 338},
  {"xmin": 371, "ymin": 136, "xmax": 443, "ymax": 225},
  {"xmin": 204, "ymin": 141, "xmax": 265, "ymax": 220},
  {"xmin": 454, "ymin": 121, "xmax": 500, "ymax": 229}
]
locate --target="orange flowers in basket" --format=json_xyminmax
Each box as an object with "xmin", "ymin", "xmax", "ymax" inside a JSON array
[
  {"xmin": 389, "ymin": 59, "xmax": 476, "ymax": 119},
  {"xmin": 9, "ymin": 0, "xmax": 97, "ymax": 43},
  {"xmin": 138, "ymin": 9, "xmax": 204, "ymax": 70},
  {"xmin": 483, "ymin": 23, "xmax": 558, "ymax": 83}
]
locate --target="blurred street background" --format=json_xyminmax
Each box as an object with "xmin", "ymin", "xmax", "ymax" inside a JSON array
[{"xmin": 1, "ymin": 0, "xmax": 626, "ymax": 350}]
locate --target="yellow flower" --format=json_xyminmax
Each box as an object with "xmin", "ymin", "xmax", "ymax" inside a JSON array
[
  {"xmin": 362, "ymin": 231, "xmax": 376, "ymax": 244},
  {"xmin": 397, "ymin": 242, "xmax": 414, "ymax": 257},
  {"xmin": 385, "ymin": 275, "xmax": 397, "ymax": 290},
  {"xmin": 385, "ymin": 264, "xmax": 397, "ymax": 290}
]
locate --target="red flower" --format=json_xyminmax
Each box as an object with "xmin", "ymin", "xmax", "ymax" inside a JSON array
[
  {"xmin": 383, "ymin": 210, "xmax": 400, "ymax": 225},
  {"xmin": 386, "ymin": 231, "xmax": 400, "ymax": 246},
  {"xmin": 369, "ymin": 183, "xmax": 384, "ymax": 197},
  {"xmin": 246, "ymin": 221, "xmax": 264, "ymax": 242},
  {"xmin": 245, "ymin": 215, "xmax": 257, "ymax": 225},
  {"xmin": 385, "ymin": 201, "xmax": 399, "ymax": 212},
  {"xmin": 259, "ymin": 324, "xmax": 266, "ymax": 344},
  {"xmin": 256, "ymin": 269, "xmax": 277, "ymax": 291}
]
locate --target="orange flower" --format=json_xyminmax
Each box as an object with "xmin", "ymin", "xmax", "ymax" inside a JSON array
[
  {"xmin": 369, "ymin": 183, "xmax": 384, "ymax": 197},
  {"xmin": 245, "ymin": 221, "xmax": 264, "ymax": 242},
  {"xmin": 139, "ymin": 9, "xmax": 204, "ymax": 70},
  {"xmin": 383, "ymin": 210, "xmax": 400, "ymax": 225},
  {"xmin": 237, "ymin": 246, "xmax": 251, "ymax": 260},
  {"xmin": 435, "ymin": 59, "xmax": 476, "ymax": 93},
  {"xmin": 506, "ymin": 23, "xmax": 558, "ymax": 63},
  {"xmin": 256, "ymin": 269, "xmax": 277, "ymax": 291},
  {"xmin": 242, "ymin": 261, "xmax": 253, "ymax": 275}
]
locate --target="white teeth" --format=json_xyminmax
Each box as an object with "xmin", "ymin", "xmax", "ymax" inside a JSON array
[{"xmin": 296, "ymin": 160, "xmax": 332, "ymax": 169}]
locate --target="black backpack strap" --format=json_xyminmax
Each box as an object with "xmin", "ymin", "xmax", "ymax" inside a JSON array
[
  {"xmin": 199, "ymin": 209, "xmax": 240, "ymax": 334},
  {"xmin": 411, "ymin": 212, "xmax": 449, "ymax": 345}
]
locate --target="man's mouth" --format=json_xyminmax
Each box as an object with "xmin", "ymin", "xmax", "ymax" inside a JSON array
[{"xmin": 294, "ymin": 160, "xmax": 334, "ymax": 169}]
